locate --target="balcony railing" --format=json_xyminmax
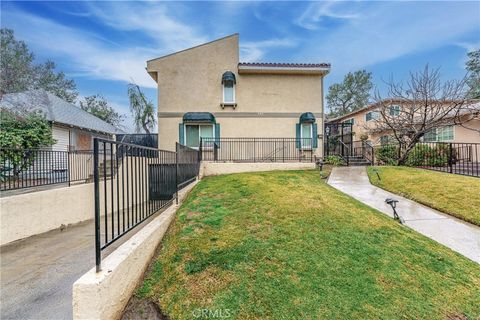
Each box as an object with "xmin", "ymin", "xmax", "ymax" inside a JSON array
[{"xmin": 199, "ymin": 138, "xmax": 314, "ymax": 163}]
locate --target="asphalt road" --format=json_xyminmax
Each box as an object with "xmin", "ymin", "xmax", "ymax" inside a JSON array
[{"xmin": 0, "ymin": 220, "xmax": 95, "ymax": 320}]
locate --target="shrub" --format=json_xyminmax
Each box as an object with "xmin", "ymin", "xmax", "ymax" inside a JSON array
[
  {"xmin": 324, "ymin": 155, "xmax": 345, "ymax": 166},
  {"xmin": 406, "ymin": 144, "xmax": 449, "ymax": 167},
  {"xmin": 375, "ymin": 144, "xmax": 399, "ymax": 165}
]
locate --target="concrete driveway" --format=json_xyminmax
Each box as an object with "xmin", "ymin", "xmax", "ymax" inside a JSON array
[
  {"xmin": 328, "ymin": 166, "xmax": 480, "ymax": 263},
  {"xmin": 0, "ymin": 220, "xmax": 95, "ymax": 320}
]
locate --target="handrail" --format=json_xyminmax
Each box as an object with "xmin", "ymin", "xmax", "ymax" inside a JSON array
[
  {"xmin": 362, "ymin": 141, "xmax": 375, "ymax": 165},
  {"xmin": 338, "ymin": 140, "xmax": 350, "ymax": 166}
]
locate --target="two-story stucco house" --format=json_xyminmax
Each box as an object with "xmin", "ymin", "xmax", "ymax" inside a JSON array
[
  {"xmin": 146, "ymin": 34, "xmax": 330, "ymax": 159},
  {"xmin": 327, "ymin": 99, "xmax": 480, "ymax": 145}
]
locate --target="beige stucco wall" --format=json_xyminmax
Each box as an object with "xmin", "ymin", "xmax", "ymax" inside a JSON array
[
  {"xmin": 454, "ymin": 118, "xmax": 480, "ymax": 143},
  {"xmin": 332, "ymin": 109, "xmax": 480, "ymax": 145},
  {"xmin": 0, "ymin": 155, "xmax": 157, "ymax": 246},
  {"xmin": 148, "ymin": 34, "xmax": 325, "ymax": 157},
  {"xmin": 200, "ymin": 162, "xmax": 316, "ymax": 177},
  {"xmin": 0, "ymin": 183, "xmax": 94, "ymax": 245},
  {"xmin": 159, "ymin": 117, "xmax": 323, "ymax": 157}
]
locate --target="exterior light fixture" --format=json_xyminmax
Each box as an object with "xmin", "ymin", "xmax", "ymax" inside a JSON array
[
  {"xmin": 385, "ymin": 198, "xmax": 404, "ymax": 224},
  {"xmin": 372, "ymin": 168, "xmax": 381, "ymax": 180}
]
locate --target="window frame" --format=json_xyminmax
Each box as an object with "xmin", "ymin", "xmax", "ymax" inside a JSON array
[
  {"xmin": 300, "ymin": 122, "xmax": 313, "ymax": 149},
  {"xmin": 365, "ymin": 111, "xmax": 379, "ymax": 122},
  {"xmin": 222, "ymin": 82, "xmax": 235, "ymax": 104},
  {"xmin": 184, "ymin": 123, "xmax": 215, "ymax": 149},
  {"xmin": 389, "ymin": 105, "xmax": 401, "ymax": 117},
  {"xmin": 343, "ymin": 118, "xmax": 355, "ymax": 125},
  {"xmin": 424, "ymin": 125, "xmax": 454, "ymax": 142}
]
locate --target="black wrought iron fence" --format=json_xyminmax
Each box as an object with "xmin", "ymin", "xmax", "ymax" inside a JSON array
[
  {"xmin": 373, "ymin": 142, "xmax": 480, "ymax": 178},
  {"xmin": 0, "ymin": 148, "xmax": 95, "ymax": 191},
  {"xmin": 94, "ymin": 138, "xmax": 200, "ymax": 271},
  {"xmin": 200, "ymin": 138, "xmax": 315, "ymax": 162}
]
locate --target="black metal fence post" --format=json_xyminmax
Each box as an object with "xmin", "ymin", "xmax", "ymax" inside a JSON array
[
  {"xmin": 175, "ymin": 143, "xmax": 179, "ymax": 205},
  {"xmin": 93, "ymin": 138, "xmax": 101, "ymax": 272},
  {"xmin": 449, "ymin": 143, "xmax": 453, "ymax": 174}
]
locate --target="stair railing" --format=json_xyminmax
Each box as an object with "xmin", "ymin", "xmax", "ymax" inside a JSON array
[{"xmin": 338, "ymin": 140, "xmax": 350, "ymax": 166}]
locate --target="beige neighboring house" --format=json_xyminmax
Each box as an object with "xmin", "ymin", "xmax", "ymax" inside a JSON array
[
  {"xmin": 327, "ymin": 99, "xmax": 480, "ymax": 145},
  {"xmin": 146, "ymin": 34, "xmax": 330, "ymax": 158}
]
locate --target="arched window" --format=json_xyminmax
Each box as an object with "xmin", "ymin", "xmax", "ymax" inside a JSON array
[{"xmin": 221, "ymin": 71, "xmax": 236, "ymax": 104}]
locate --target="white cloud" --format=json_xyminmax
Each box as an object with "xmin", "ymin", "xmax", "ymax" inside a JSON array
[
  {"xmin": 241, "ymin": 38, "xmax": 297, "ymax": 61},
  {"xmin": 3, "ymin": 3, "xmax": 212, "ymax": 89},
  {"xmin": 295, "ymin": 1, "xmax": 360, "ymax": 30},
  {"xmin": 294, "ymin": 1, "xmax": 480, "ymax": 76},
  {"xmin": 84, "ymin": 2, "xmax": 208, "ymax": 52}
]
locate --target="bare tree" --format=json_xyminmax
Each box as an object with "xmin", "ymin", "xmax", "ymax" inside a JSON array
[{"xmin": 368, "ymin": 65, "xmax": 478, "ymax": 164}]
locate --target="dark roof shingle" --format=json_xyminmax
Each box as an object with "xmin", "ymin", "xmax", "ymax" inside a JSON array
[{"xmin": 0, "ymin": 90, "xmax": 121, "ymax": 134}]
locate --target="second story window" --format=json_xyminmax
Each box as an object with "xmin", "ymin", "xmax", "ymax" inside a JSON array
[
  {"xmin": 389, "ymin": 105, "xmax": 401, "ymax": 116},
  {"xmin": 221, "ymin": 71, "xmax": 236, "ymax": 104},
  {"xmin": 365, "ymin": 111, "xmax": 380, "ymax": 121}
]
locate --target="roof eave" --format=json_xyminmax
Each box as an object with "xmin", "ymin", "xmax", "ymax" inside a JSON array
[{"xmin": 238, "ymin": 65, "xmax": 330, "ymax": 75}]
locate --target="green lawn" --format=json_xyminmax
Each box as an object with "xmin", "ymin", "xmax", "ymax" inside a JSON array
[
  {"xmin": 367, "ymin": 166, "xmax": 480, "ymax": 226},
  {"xmin": 136, "ymin": 170, "xmax": 480, "ymax": 320}
]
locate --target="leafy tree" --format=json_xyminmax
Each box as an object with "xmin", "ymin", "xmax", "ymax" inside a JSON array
[
  {"xmin": 79, "ymin": 94, "xmax": 124, "ymax": 127},
  {"xmin": 465, "ymin": 49, "xmax": 480, "ymax": 99},
  {"xmin": 127, "ymin": 83, "xmax": 156, "ymax": 134},
  {"xmin": 326, "ymin": 70, "xmax": 373, "ymax": 117},
  {"xmin": 0, "ymin": 28, "xmax": 78, "ymax": 102},
  {"xmin": 0, "ymin": 108, "xmax": 55, "ymax": 179}
]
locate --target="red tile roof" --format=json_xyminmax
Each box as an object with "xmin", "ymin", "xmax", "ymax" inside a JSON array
[{"xmin": 238, "ymin": 62, "xmax": 331, "ymax": 68}]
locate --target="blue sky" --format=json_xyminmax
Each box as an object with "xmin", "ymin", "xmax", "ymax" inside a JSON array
[{"xmin": 1, "ymin": 1, "xmax": 479, "ymax": 131}]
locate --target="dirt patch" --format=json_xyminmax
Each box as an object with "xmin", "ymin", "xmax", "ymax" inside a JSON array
[
  {"xmin": 446, "ymin": 313, "xmax": 468, "ymax": 320},
  {"xmin": 121, "ymin": 298, "xmax": 168, "ymax": 320}
]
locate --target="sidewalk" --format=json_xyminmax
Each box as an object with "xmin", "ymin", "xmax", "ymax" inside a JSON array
[{"xmin": 327, "ymin": 166, "xmax": 480, "ymax": 263}]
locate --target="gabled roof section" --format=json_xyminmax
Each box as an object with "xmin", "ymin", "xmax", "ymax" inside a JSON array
[
  {"xmin": 146, "ymin": 33, "xmax": 239, "ymax": 81},
  {"xmin": 147, "ymin": 33, "xmax": 239, "ymax": 63},
  {"xmin": 0, "ymin": 89, "xmax": 121, "ymax": 134}
]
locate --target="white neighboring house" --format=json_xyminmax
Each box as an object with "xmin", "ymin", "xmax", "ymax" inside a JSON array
[{"xmin": 1, "ymin": 89, "xmax": 121, "ymax": 151}]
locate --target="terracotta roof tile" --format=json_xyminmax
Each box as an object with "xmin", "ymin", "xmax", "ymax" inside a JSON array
[{"xmin": 238, "ymin": 62, "xmax": 331, "ymax": 68}]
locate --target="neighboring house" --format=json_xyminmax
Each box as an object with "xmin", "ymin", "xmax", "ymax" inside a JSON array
[
  {"xmin": 327, "ymin": 99, "xmax": 480, "ymax": 145},
  {"xmin": 0, "ymin": 89, "xmax": 120, "ymax": 151},
  {"xmin": 146, "ymin": 34, "xmax": 330, "ymax": 158}
]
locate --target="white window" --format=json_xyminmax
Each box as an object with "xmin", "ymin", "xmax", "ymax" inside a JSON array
[
  {"xmin": 423, "ymin": 126, "xmax": 454, "ymax": 142},
  {"xmin": 301, "ymin": 123, "xmax": 313, "ymax": 149},
  {"xmin": 185, "ymin": 124, "xmax": 214, "ymax": 148},
  {"xmin": 343, "ymin": 118, "xmax": 355, "ymax": 125},
  {"xmin": 223, "ymin": 82, "xmax": 235, "ymax": 103},
  {"xmin": 365, "ymin": 111, "xmax": 380, "ymax": 121}
]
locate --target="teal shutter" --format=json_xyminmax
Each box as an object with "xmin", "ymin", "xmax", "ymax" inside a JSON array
[
  {"xmin": 295, "ymin": 123, "xmax": 301, "ymax": 148},
  {"xmin": 215, "ymin": 123, "xmax": 220, "ymax": 145},
  {"xmin": 179, "ymin": 123, "xmax": 184, "ymax": 145},
  {"xmin": 312, "ymin": 123, "xmax": 318, "ymax": 148}
]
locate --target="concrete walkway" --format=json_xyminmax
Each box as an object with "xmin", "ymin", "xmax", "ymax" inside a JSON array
[{"xmin": 327, "ymin": 166, "xmax": 480, "ymax": 263}]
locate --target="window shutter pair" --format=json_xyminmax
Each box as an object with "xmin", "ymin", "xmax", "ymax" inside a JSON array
[{"xmin": 296, "ymin": 123, "xmax": 318, "ymax": 149}]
